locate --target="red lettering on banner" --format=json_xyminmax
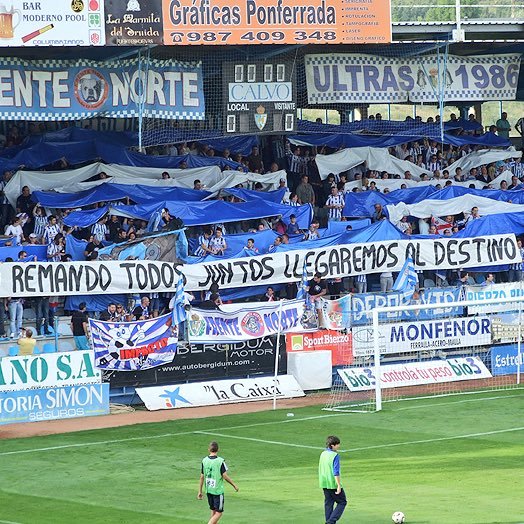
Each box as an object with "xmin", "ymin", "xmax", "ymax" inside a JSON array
[{"xmin": 120, "ymin": 337, "xmax": 169, "ymax": 360}]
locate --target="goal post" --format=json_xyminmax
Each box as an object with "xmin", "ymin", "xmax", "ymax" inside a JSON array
[{"xmin": 325, "ymin": 294, "xmax": 523, "ymax": 413}]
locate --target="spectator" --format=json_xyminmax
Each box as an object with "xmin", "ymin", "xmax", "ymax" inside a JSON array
[
  {"xmin": 200, "ymin": 293, "xmax": 222, "ymax": 310},
  {"xmin": 71, "ymin": 302, "xmax": 90, "ymax": 350},
  {"xmin": 261, "ymin": 286, "xmax": 278, "ymax": 301},
  {"xmin": 7, "ymin": 297, "xmax": 23, "ymax": 338},
  {"xmin": 380, "ymin": 271, "xmax": 393, "ymax": 293},
  {"xmin": 194, "ymin": 228, "xmax": 214, "ymax": 257},
  {"xmin": 482, "ymin": 273, "xmax": 495, "ymax": 286},
  {"xmin": 372, "ymin": 203, "xmax": 386, "ymax": 223},
  {"xmin": 247, "ymin": 146, "xmax": 264, "ymax": 173},
  {"xmin": 286, "ymin": 214, "xmax": 301, "ymax": 235},
  {"xmin": 209, "ymin": 227, "xmax": 227, "ymax": 256},
  {"xmin": 44, "ymin": 215, "xmax": 62, "ymax": 245},
  {"xmin": 18, "ymin": 328, "xmax": 36, "ymax": 355},
  {"xmin": 84, "ymin": 235, "xmax": 102, "ymax": 261},
  {"xmin": 5, "ymin": 216, "xmax": 24, "ymax": 244},
  {"xmin": 114, "ymin": 303, "xmax": 128, "ymax": 322},
  {"xmin": 295, "ymin": 175, "xmax": 315, "ymax": 205},
  {"xmin": 307, "ymin": 272, "xmax": 327, "ymax": 307},
  {"xmin": 268, "ymin": 236, "xmax": 282, "ymax": 253},
  {"xmin": 100, "ymin": 303, "xmax": 117, "ymax": 321},
  {"xmin": 47, "ymin": 233, "xmax": 65, "ymax": 262},
  {"xmin": 133, "ymin": 296, "xmax": 151, "ymax": 320},
  {"xmin": 34, "ymin": 295, "xmax": 52, "ymax": 336},
  {"xmin": 496, "ymin": 112, "xmax": 511, "ymax": 139},
  {"xmin": 509, "ymin": 239, "xmax": 524, "ymax": 282},
  {"xmin": 355, "ymin": 273, "xmax": 367, "ymax": 294},
  {"xmin": 16, "ymin": 186, "xmax": 33, "ymax": 215},
  {"xmin": 245, "ymin": 238, "xmax": 259, "ymax": 254},
  {"xmin": 325, "ymin": 187, "xmax": 345, "ymax": 221}
]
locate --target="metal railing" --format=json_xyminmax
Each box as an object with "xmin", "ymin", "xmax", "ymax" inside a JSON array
[{"xmin": 392, "ymin": 0, "xmax": 524, "ymax": 23}]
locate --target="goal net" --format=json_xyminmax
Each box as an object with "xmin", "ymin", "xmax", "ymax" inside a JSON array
[{"xmin": 325, "ymin": 294, "xmax": 523, "ymax": 413}]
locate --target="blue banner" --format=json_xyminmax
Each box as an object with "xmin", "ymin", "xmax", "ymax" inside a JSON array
[
  {"xmin": 490, "ymin": 344, "xmax": 523, "ymax": 376},
  {"xmin": 0, "ymin": 384, "xmax": 109, "ymax": 425},
  {"xmin": 0, "ymin": 58, "xmax": 204, "ymax": 121},
  {"xmin": 350, "ymin": 287, "xmax": 463, "ymax": 325},
  {"xmin": 89, "ymin": 313, "xmax": 180, "ymax": 371}
]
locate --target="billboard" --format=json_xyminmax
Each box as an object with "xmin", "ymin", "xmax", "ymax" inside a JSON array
[
  {"xmin": 162, "ymin": 0, "xmax": 391, "ymax": 45},
  {"xmin": 0, "ymin": 351, "xmax": 101, "ymax": 392},
  {"xmin": 137, "ymin": 375, "xmax": 304, "ymax": 410},
  {"xmin": 0, "ymin": 383, "xmax": 110, "ymax": 425},
  {"xmin": 223, "ymin": 61, "xmax": 296, "ymax": 134},
  {"xmin": 105, "ymin": 0, "xmax": 163, "ymax": 45},
  {"xmin": 0, "ymin": 58, "xmax": 204, "ymax": 121},
  {"xmin": 0, "ymin": 0, "xmax": 104, "ymax": 46},
  {"xmin": 108, "ymin": 336, "xmax": 286, "ymax": 387}
]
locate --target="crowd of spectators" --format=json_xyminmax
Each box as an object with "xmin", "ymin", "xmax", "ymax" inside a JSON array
[{"xmin": 0, "ymin": 114, "xmax": 523, "ymax": 344}]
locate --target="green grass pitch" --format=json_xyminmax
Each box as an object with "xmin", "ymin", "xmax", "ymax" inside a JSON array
[{"xmin": 0, "ymin": 389, "xmax": 523, "ymax": 524}]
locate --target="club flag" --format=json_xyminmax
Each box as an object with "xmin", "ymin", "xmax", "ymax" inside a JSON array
[
  {"xmin": 172, "ymin": 273, "xmax": 187, "ymax": 327},
  {"xmin": 89, "ymin": 313, "xmax": 179, "ymax": 371},
  {"xmin": 296, "ymin": 260, "xmax": 309, "ymax": 300},
  {"xmin": 392, "ymin": 256, "xmax": 418, "ymax": 301}
]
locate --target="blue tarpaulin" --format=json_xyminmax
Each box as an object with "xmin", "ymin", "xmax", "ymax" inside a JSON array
[
  {"xmin": 33, "ymin": 184, "xmax": 212, "ymax": 208},
  {"xmin": 64, "ymin": 200, "xmax": 313, "ymax": 229}
]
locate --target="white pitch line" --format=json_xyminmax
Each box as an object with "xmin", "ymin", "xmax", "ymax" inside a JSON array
[
  {"xmin": 347, "ymin": 426, "xmax": 524, "ymax": 452},
  {"xmin": 0, "ymin": 413, "xmax": 347, "ymax": 457},
  {"xmin": 195, "ymin": 431, "xmax": 325, "ymax": 451},
  {"xmin": 0, "ymin": 520, "xmax": 23, "ymax": 524},
  {"xmin": 195, "ymin": 426, "xmax": 524, "ymax": 454},
  {"xmin": 393, "ymin": 393, "xmax": 524, "ymax": 411}
]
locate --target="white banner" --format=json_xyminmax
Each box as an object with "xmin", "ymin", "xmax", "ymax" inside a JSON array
[
  {"xmin": 0, "ymin": 351, "xmax": 101, "ymax": 392},
  {"xmin": 0, "ymin": 260, "xmax": 182, "ymax": 298},
  {"xmin": 183, "ymin": 234, "xmax": 519, "ymax": 292},
  {"xmin": 465, "ymin": 282, "xmax": 524, "ymax": 315},
  {"xmin": 136, "ymin": 374, "xmax": 304, "ymax": 410},
  {"xmin": 338, "ymin": 357, "xmax": 492, "ymax": 392},
  {"xmin": 352, "ymin": 316, "xmax": 492, "ymax": 356},
  {"xmin": 188, "ymin": 300, "xmax": 306, "ymax": 343},
  {"xmin": 306, "ymin": 53, "xmax": 520, "ymax": 104}
]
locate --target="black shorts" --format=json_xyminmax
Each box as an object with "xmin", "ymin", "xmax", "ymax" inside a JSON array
[{"xmin": 207, "ymin": 493, "xmax": 224, "ymax": 512}]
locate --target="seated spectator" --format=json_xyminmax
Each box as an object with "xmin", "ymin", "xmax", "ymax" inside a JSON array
[
  {"xmin": 27, "ymin": 233, "xmax": 39, "ymax": 245},
  {"xmin": 482, "ymin": 273, "xmax": 495, "ymax": 286},
  {"xmin": 18, "ymin": 328, "xmax": 36, "ymax": 355},
  {"xmin": 100, "ymin": 303, "xmax": 117, "ymax": 321}
]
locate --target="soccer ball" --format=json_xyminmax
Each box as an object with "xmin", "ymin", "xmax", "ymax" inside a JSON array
[{"xmin": 392, "ymin": 511, "xmax": 405, "ymax": 523}]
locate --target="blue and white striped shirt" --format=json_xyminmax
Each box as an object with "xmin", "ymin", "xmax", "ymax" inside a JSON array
[
  {"xmin": 33, "ymin": 215, "xmax": 47, "ymax": 239},
  {"xmin": 44, "ymin": 223, "xmax": 61, "ymax": 245},
  {"xmin": 91, "ymin": 222, "xmax": 108, "ymax": 242},
  {"xmin": 194, "ymin": 234, "xmax": 210, "ymax": 257}
]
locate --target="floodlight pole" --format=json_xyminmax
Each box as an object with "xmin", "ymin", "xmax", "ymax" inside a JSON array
[{"xmin": 272, "ymin": 299, "xmax": 284, "ymax": 410}]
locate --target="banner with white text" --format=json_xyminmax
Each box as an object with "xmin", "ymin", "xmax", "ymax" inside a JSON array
[
  {"xmin": 0, "ymin": 58, "xmax": 204, "ymax": 120},
  {"xmin": 137, "ymin": 374, "xmax": 304, "ymax": 410},
  {"xmin": 338, "ymin": 357, "xmax": 492, "ymax": 392},
  {"xmin": 188, "ymin": 300, "xmax": 307, "ymax": 344},
  {"xmin": 352, "ymin": 316, "xmax": 492, "ymax": 356},
  {"xmin": 0, "ymin": 260, "xmax": 182, "ymax": 298},
  {"xmin": 465, "ymin": 282, "xmax": 524, "ymax": 315},
  {"xmin": 89, "ymin": 313, "xmax": 180, "ymax": 371},
  {"xmin": 306, "ymin": 53, "xmax": 521, "ymax": 104},
  {"xmin": 0, "ymin": 383, "xmax": 109, "ymax": 425},
  {"xmin": 183, "ymin": 234, "xmax": 519, "ymax": 292}
]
